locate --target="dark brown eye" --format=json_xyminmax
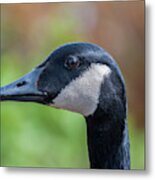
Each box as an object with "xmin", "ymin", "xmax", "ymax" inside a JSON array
[{"xmin": 64, "ymin": 56, "xmax": 80, "ymax": 70}]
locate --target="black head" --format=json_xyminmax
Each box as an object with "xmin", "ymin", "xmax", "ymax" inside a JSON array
[{"xmin": 0, "ymin": 42, "xmax": 126, "ymax": 117}]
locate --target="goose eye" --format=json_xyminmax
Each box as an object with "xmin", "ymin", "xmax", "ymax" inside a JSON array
[{"xmin": 64, "ymin": 56, "xmax": 80, "ymax": 70}]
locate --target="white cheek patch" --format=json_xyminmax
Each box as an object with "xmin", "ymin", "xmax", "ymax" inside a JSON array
[{"xmin": 51, "ymin": 64, "xmax": 111, "ymax": 116}]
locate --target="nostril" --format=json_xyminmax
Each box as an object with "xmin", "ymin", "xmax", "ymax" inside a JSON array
[{"xmin": 16, "ymin": 81, "xmax": 27, "ymax": 87}]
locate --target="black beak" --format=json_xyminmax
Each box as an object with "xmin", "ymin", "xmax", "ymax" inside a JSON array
[{"xmin": 0, "ymin": 68, "xmax": 47, "ymax": 103}]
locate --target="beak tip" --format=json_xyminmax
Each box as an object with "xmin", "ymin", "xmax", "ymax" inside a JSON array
[{"xmin": 0, "ymin": 69, "xmax": 45, "ymax": 103}]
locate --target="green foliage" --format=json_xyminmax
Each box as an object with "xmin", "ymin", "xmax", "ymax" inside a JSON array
[
  {"xmin": 1, "ymin": 103, "xmax": 89, "ymax": 168},
  {"xmin": 129, "ymin": 118, "xmax": 144, "ymax": 169}
]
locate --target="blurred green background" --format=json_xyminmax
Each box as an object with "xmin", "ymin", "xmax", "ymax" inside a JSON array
[{"xmin": 0, "ymin": 1, "xmax": 144, "ymax": 169}]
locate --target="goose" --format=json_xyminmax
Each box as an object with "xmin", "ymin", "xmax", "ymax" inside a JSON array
[{"xmin": 0, "ymin": 42, "xmax": 130, "ymax": 169}]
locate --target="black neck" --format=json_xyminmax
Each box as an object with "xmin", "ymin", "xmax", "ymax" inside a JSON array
[{"xmin": 85, "ymin": 109, "xmax": 130, "ymax": 169}]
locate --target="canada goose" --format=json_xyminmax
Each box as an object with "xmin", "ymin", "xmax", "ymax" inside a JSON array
[{"xmin": 0, "ymin": 42, "xmax": 130, "ymax": 169}]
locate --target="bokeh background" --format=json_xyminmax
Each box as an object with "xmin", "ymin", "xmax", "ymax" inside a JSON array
[{"xmin": 1, "ymin": 1, "xmax": 144, "ymax": 169}]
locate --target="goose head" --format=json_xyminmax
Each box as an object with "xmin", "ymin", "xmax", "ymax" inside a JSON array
[{"xmin": 0, "ymin": 42, "xmax": 125, "ymax": 118}]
